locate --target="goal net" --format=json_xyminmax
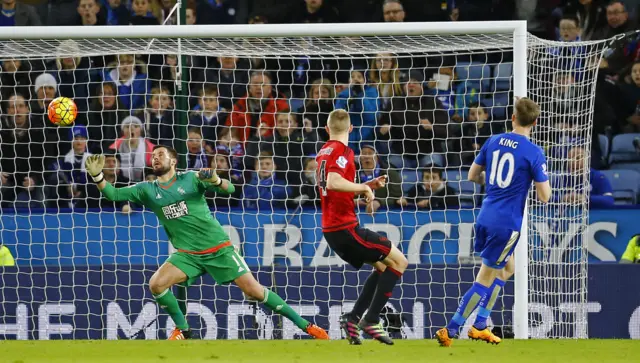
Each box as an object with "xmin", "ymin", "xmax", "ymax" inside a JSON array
[{"xmin": 0, "ymin": 23, "xmax": 608, "ymax": 340}]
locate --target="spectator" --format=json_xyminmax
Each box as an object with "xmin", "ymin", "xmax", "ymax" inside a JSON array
[
  {"xmin": 243, "ymin": 151, "xmax": 290, "ymax": 210},
  {"xmin": 560, "ymin": 146, "xmax": 614, "ymax": 208},
  {"xmin": 0, "ymin": 58, "xmax": 36, "ymax": 101},
  {"xmin": 216, "ymin": 131, "xmax": 246, "ymax": 182},
  {"xmin": 356, "ymin": 144, "xmax": 403, "ymax": 214},
  {"xmin": 0, "ymin": 0, "xmax": 41, "ymax": 26},
  {"xmin": 213, "ymin": 147, "xmax": 243, "ymax": 185},
  {"xmin": 453, "ymin": 102, "xmax": 504, "ymax": 166},
  {"xmin": 82, "ymin": 149, "xmax": 131, "ymax": 212},
  {"xmin": 620, "ymin": 234, "xmax": 640, "ymax": 263},
  {"xmin": 425, "ymin": 60, "xmax": 468, "ymax": 121},
  {"xmin": 335, "ymin": 69, "xmax": 381, "ymax": 151},
  {"xmin": 301, "ymin": 78, "xmax": 335, "ymax": 144},
  {"xmin": 109, "ymin": 115, "xmax": 155, "ymax": 182},
  {"xmin": 386, "ymin": 70, "xmax": 448, "ymax": 168},
  {"xmin": 102, "ymin": 54, "xmax": 151, "ymax": 110},
  {"xmin": 288, "ymin": 0, "xmax": 339, "ymax": 23},
  {"xmin": 186, "ymin": 127, "xmax": 208, "ymax": 169},
  {"xmin": 382, "ymin": 0, "xmax": 405, "ymax": 22},
  {"xmin": 563, "ymin": 0, "xmax": 608, "ymax": 41},
  {"xmin": 31, "ymin": 72, "xmax": 58, "ymax": 116},
  {"xmin": 53, "ymin": 40, "xmax": 96, "ymax": 117},
  {"xmin": 0, "ymin": 93, "xmax": 46, "ymax": 209},
  {"xmin": 618, "ymin": 61, "xmax": 640, "ymax": 133},
  {"xmin": 204, "ymin": 56, "xmax": 249, "ymax": 110},
  {"xmin": 291, "ymin": 157, "xmax": 320, "ymax": 208},
  {"xmin": 60, "ymin": 124, "xmax": 92, "ymax": 185},
  {"xmin": 600, "ymin": 30, "xmax": 640, "ymax": 77},
  {"xmin": 50, "ymin": 125, "xmax": 93, "ymax": 207},
  {"xmin": 591, "ymin": 0, "xmax": 636, "ymax": 40},
  {"xmin": 190, "ymin": 85, "xmax": 224, "ymax": 148},
  {"xmin": 32, "ymin": 73, "xmax": 68, "ymax": 158},
  {"xmin": 149, "ymin": 54, "xmax": 179, "ymax": 95},
  {"xmin": 103, "ymin": 0, "xmax": 131, "ymax": 25},
  {"xmin": 551, "ymin": 71, "xmax": 579, "ymax": 116},
  {"xmin": 406, "ymin": 168, "xmax": 460, "ymax": 209},
  {"xmin": 369, "ymin": 53, "xmax": 404, "ymax": 111},
  {"xmin": 206, "ymin": 151, "xmax": 241, "ymax": 208},
  {"xmin": 130, "ymin": 0, "xmax": 160, "ymax": 25},
  {"xmin": 144, "ymin": 86, "xmax": 175, "ymax": 147},
  {"xmin": 76, "ymin": 0, "xmax": 106, "ymax": 26},
  {"xmin": 226, "ymin": 71, "xmax": 289, "ymax": 143},
  {"xmin": 558, "ymin": 14, "xmax": 582, "ymax": 42},
  {"xmin": 185, "ymin": 0, "xmax": 196, "ymax": 25},
  {"xmin": 548, "ymin": 15, "xmax": 588, "ymax": 71},
  {"xmin": 257, "ymin": 111, "xmax": 317, "ymax": 184},
  {"xmin": 87, "ymin": 81, "xmax": 126, "ymax": 153}
]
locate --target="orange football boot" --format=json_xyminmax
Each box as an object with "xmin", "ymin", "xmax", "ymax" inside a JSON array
[
  {"xmin": 468, "ymin": 326, "xmax": 501, "ymax": 345},
  {"xmin": 167, "ymin": 328, "xmax": 191, "ymax": 340},
  {"xmin": 435, "ymin": 328, "xmax": 454, "ymax": 347},
  {"xmin": 306, "ymin": 323, "xmax": 330, "ymax": 340}
]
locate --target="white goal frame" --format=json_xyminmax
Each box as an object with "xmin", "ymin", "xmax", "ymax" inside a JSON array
[{"xmin": 0, "ymin": 20, "xmax": 531, "ymax": 339}]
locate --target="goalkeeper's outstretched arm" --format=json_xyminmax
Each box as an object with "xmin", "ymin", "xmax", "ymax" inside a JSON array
[{"xmin": 85, "ymin": 155, "xmax": 142, "ymax": 202}]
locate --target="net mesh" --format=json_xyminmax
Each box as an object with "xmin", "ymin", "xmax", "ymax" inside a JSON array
[
  {"xmin": 0, "ymin": 31, "xmax": 607, "ymax": 340},
  {"xmin": 527, "ymin": 37, "xmax": 608, "ymax": 338}
]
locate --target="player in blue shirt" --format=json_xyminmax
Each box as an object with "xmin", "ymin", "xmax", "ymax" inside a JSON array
[{"xmin": 436, "ymin": 98, "xmax": 552, "ymax": 346}]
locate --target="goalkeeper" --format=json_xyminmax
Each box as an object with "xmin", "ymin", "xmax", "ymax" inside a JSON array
[{"xmin": 85, "ymin": 146, "xmax": 328, "ymax": 340}]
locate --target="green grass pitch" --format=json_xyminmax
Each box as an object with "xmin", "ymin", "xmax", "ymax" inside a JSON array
[{"xmin": 0, "ymin": 340, "xmax": 635, "ymax": 363}]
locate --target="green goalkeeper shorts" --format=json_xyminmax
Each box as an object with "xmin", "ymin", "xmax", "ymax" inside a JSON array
[{"xmin": 166, "ymin": 247, "xmax": 250, "ymax": 286}]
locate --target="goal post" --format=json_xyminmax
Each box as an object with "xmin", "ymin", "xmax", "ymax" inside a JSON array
[{"xmin": 0, "ymin": 22, "xmax": 608, "ymax": 340}]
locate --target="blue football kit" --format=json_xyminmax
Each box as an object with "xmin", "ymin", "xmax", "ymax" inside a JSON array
[{"xmin": 473, "ymin": 133, "xmax": 549, "ymax": 268}]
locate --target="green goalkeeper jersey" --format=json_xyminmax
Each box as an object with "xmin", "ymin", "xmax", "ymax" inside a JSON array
[{"xmin": 101, "ymin": 171, "xmax": 234, "ymax": 253}]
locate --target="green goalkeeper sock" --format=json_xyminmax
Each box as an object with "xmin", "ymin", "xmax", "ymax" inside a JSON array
[
  {"xmin": 154, "ymin": 289, "xmax": 189, "ymax": 331},
  {"xmin": 261, "ymin": 288, "xmax": 309, "ymax": 330}
]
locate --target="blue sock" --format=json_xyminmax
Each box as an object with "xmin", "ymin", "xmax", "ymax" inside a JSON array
[
  {"xmin": 446, "ymin": 282, "xmax": 490, "ymax": 336},
  {"xmin": 474, "ymin": 278, "xmax": 506, "ymax": 330}
]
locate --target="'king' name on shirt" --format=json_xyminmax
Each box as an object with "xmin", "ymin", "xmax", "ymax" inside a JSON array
[{"xmin": 498, "ymin": 137, "xmax": 519, "ymax": 149}]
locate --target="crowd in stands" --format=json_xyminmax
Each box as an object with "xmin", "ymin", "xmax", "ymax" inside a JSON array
[{"xmin": 0, "ymin": 0, "xmax": 639, "ymax": 212}]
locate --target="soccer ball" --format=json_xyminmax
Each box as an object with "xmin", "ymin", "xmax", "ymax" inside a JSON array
[{"xmin": 47, "ymin": 97, "xmax": 78, "ymax": 126}]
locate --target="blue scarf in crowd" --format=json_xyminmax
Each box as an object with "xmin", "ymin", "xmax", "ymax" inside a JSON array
[
  {"xmin": 216, "ymin": 143, "xmax": 244, "ymax": 180},
  {"xmin": 359, "ymin": 165, "xmax": 381, "ymax": 183},
  {"xmin": 188, "ymin": 149, "xmax": 208, "ymax": 169}
]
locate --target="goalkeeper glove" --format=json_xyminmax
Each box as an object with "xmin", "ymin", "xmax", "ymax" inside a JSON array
[
  {"xmin": 85, "ymin": 155, "xmax": 106, "ymax": 183},
  {"xmin": 198, "ymin": 168, "xmax": 222, "ymax": 186}
]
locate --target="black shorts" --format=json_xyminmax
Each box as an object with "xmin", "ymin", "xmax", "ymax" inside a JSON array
[{"xmin": 323, "ymin": 224, "xmax": 392, "ymax": 269}]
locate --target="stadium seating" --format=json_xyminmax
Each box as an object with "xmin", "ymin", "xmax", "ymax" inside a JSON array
[
  {"xmin": 598, "ymin": 134, "xmax": 610, "ymax": 162},
  {"xmin": 608, "ymin": 133, "xmax": 640, "ymax": 165},
  {"xmin": 482, "ymin": 92, "xmax": 510, "ymax": 120},
  {"xmin": 493, "ymin": 62, "xmax": 512, "ymax": 91},
  {"xmin": 455, "ymin": 62, "xmax": 492, "ymax": 90},
  {"xmin": 444, "ymin": 169, "xmax": 481, "ymax": 207},
  {"xmin": 601, "ymin": 169, "xmax": 640, "ymax": 205},
  {"xmin": 609, "ymin": 162, "xmax": 640, "ymax": 173},
  {"xmin": 401, "ymin": 169, "xmax": 421, "ymax": 193}
]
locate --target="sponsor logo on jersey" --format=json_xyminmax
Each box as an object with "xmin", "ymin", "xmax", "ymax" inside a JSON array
[
  {"xmin": 156, "ymin": 193, "xmax": 162, "ymax": 199},
  {"xmin": 177, "ymin": 187, "xmax": 186, "ymax": 195},
  {"xmin": 162, "ymin": 201, "xmax": 189, "ymax": 220},
  {"xmin": 541, "ymin": 163, "xmax": 548, "ymax": 176},
  {"xmin": 317, "ymin": 147, "xmax": 333, "ymax": 157},
  {"xmin": 336, "ymin": 156, "xmax": 348, "ymax": 168}
]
